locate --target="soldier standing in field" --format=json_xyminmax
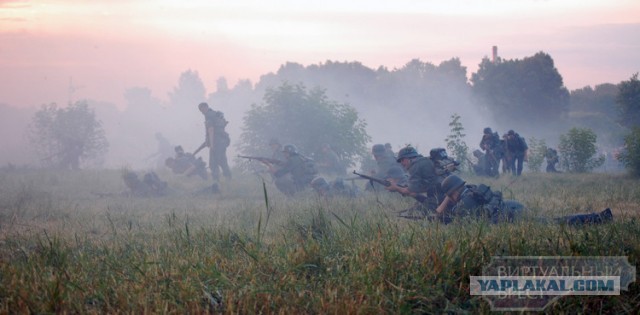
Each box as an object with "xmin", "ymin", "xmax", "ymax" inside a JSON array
[
  {"xmin": 503, "ymin": 130, "xmax": 528, "ymax": 176},
  {"xmin": 196, "ymin": 102, "xmax": 232, "ymax": 193},
  {"xmin": 479, "ymin": 127, "xmax": 504, "ymax": 177}
]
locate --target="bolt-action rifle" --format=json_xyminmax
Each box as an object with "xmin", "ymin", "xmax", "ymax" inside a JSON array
[
  {"xmin": 434, "ymin": 158, "xmax": 460, "ymax": 176},
  {"xmin": 237, "ymin": 155, "xmax": 283, "ymax": 166},
  {"xmin": 352, "ymin": 170, "xmax": 427, "ymax": 203},
  {"xmin": 193, "ymin": 141, "xmax": 208, "ymax": 156}
]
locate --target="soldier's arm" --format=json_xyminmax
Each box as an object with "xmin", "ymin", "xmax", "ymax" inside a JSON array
[
  {"xmin": 436, "ymin": 196, "xmax": 453, "ymax": 214},
  {"xmin": 386, "ymin": 181, "xmax": 414, "ymax": 196}
]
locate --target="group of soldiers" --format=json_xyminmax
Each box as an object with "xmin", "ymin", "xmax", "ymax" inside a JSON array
[
  {"xmin": 473, "ymin": 127, "xmax": 562, "ymax": 176},
  {"xmin": 121, "ymin": 101, "xmax": 610, "ymax": 226},
  {"xmin": 474, "ymin": 127, "xmax": 529, "ymax": 177}
]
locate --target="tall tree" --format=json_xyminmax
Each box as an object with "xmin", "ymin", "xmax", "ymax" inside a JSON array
[
  {"xmin": 616, "ymin": 73, "xmax": 640, "ymax": 129},
  {"xmin": 471, "ymin": 52, "xmax": 570, "ymax": 125},
  {"xmin": 569, "ymin": 83, "xmax": 625, "ymax": 146},
  {"xmin": 168, "ymin": 69, "xmax": 207, "ymax": 107},
  {"xmin": 240, "ymin": 83, "xmax": 370, "ymax": 167},
  {"xmin": 28, "ymin": 101, "xmax": 109, "ymax": 169}
]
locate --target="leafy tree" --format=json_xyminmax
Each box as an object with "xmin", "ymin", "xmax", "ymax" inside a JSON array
[
  {"xmin": 28, "ymin": 101, "xmax": 109, "ymax": 169},
  {"xmin": 168, "ymin": 69, "xmax": 206, "ymax": 107},
  {"xmin": 557, "ymin": 128, "xmax": 604, "ymax": 173},
  {"xmin": 616, "ymin": 73, "xmax": 640, "ymax": 129},
  {"xmin": 240, "ymin": 83, "xmax": 370, "ymax": 167},
  {"xmin": 526, "ymin": 137, "xmax": 547, "ymax": 172},
  {"xmin": 445, "ymin": 113, "xmax": 470, "ymax": 172},
  {"xmin": 617, "ymin": 127, "xmax": 640, "ymax": 177},
  {"xmin": 570, "ymin": 83, "xmax": 618, "ymax": 117},
  {"xmin": 471, "ymin": 52, "xmax": 570, "ymax": 126},
  {"xmin": 569, "ymin": 83, "xmax": 627, "ymax": 147}
]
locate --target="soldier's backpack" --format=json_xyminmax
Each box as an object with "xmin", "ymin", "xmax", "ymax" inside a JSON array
[
  {"xmin": 429, "ymin": 148, "xmax": 460, "ymax": 177},
  {"xmin": 469, "ymin": 184, "xmax": 504, "ymax": 218},
  {"xmin": 211, "ymin": 110, "xmax": 231, "ymax": 147}
]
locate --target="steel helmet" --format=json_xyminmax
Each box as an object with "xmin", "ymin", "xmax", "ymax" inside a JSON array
[
  {"xmin": 441, "ymin": 175, "xmax": 466, "ymax": 196},
  {"xmin": 396, "ymin": 146, "xmax": 419, "ymax": 162},
  {"xmin": 372, "ymin": 144, "xmax": 386, "ymax": 155}
]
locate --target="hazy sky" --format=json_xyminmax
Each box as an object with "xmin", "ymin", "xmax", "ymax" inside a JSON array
[{"xmin": 1, "ymin": 0, "xmax": 639, "ymax": 109}]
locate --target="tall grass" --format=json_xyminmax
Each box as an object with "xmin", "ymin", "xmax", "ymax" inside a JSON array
[{"xmin": 0, "ymin": 169, "xmax": 638, "ymax": 313}]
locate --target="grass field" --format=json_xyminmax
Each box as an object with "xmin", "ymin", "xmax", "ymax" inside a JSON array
[{"xmin": 0, "ymin": 168, "xmax": 639, "ymax": 313}]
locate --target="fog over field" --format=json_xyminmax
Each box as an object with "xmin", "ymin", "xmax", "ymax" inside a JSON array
[{"xmin": 1, "ymin": 1, "xmax": 637, "ymax": 171}]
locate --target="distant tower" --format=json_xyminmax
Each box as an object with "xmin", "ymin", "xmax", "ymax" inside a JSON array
[{"xmin": 492, "ymin": 46, "xmax": 498, "ymax": 63}]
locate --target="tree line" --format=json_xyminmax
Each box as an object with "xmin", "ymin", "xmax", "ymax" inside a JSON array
[{"xmin": 19, "ymin": 51, "xmax": 640, "ymax": 176}]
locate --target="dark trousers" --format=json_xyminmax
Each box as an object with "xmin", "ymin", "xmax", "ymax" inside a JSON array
[
  {"xmin": 555, "ymin": 208, "xmax": 613, "ymax": 225},
  {"xmin": 507, "ymin": 152, "xmax": 525, "ymax": 176},
  {"xmin": 209, "ymin": 145, "xmax": 231, "ymax": 182}
]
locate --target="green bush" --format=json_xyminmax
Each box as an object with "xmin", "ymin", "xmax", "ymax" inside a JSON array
[
  {"xmin": 558, "ymin": 127, "xmax": 604, "ymax": 173},
  {"xmin": 526, "ymin": 137, "xmax": 547, "ymax": 172}
]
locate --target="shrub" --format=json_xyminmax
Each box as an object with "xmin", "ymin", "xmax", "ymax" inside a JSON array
[
  {"xmin": 526, "ymin": 137, "xmax": 547, "ymax": 172},
  {"xmin": 445, "ymin": 113, "xmax": 470, "ymax": 172},
  {"xmin": 558, "ymin": 127, "xmax": 604, "ymax": 173}
]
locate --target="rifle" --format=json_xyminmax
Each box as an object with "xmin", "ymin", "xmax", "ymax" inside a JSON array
[
  {"xmin": 193, "ymin": 141, "xmax": 207, "ymax": 156},
  {"xmin": 352, "ymin": 170, "xmax": 427, "ymax": 203},
  {"xmin": 434, "ymin": 158, "xmax": 460, "ymax": 176},
  {"xmin": 237, "ymin": 155, "xmax": 283, "ymax": 166}
]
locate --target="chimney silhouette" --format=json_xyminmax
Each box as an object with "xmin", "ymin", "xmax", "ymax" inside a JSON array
[{"xmin": 492, "ymin": 46, "xmax": 498, "ymax": 63}]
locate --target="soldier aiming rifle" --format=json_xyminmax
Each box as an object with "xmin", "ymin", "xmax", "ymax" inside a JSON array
[{"xmin": 352, "ymin": 170, "xmax": 427, "ymax": 204}]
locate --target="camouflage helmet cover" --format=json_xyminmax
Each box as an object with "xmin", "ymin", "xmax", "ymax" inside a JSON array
[
  {"xmin": 396, "ymin": 146, "xmax": 419, "ymax": 162},
  {"xmin": 441, "ymin": 174, "xmax": 466, "ymax": 197}
]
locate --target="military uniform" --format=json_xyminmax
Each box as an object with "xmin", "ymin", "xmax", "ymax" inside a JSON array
[
  {"xmin": 545, "ymin": 148, "xmax": 559, "ymax": 173},
  {"xmin": 479, "ymin": 128, "xmax": 504, "ymax": 177},
  {"xmin": 504, "ymin": 130, "xmax": 528, "ymax": 176},
  {"xmin": 366, "ymin": 144, "xmax": 405, "ymax": 192},
  {"xmin": 122, "ymin": 171, "xmax": 168, "ymax": 197},
  {"xmin": 202, "ymin": 105, "xmax": 232, "ymax": 182},
  {"xmin": 439, "ymin": 175, "xmax": 613, "ymax": 225},
  {"xmin": 273, "ymin": 147, "xmax": 315, "ymax": 196},
  {"xmin": 406, "ymin": 156, "xmax": 444, "ymax": 209}
]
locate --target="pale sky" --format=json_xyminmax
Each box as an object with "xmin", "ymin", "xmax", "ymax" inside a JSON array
[{"xmin": 1, "ymin": 0, "xmax": 639, "ymax": 109}]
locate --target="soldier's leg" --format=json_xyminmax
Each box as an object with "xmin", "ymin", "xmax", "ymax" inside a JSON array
[
  {"xmin": 515, "ymin": 154, "xmax": 524, "ymax": 176},
  {"xmin": 209, "ymin": 147, "xmax": 220, "ymax": 182},
  {"xmin": 217, "ymin": 146, "xmax": 232, "ymax": 179},
  {"xmin": 554, "ymin": 208, "xmax": 613, "ymax": 225}
]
